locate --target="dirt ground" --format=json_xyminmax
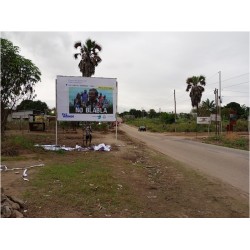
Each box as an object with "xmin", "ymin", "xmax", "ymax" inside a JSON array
[{"xmin": 1, "ymin": 127, "xmax": 249, "ymax": 218}]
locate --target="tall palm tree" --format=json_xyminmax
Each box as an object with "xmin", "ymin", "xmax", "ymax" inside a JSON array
[
  {"xmin": 73, "ymin": 38, "xmax": 102, "ymax": 77},
  {"xmin": 186, "ymin": 75, "xmax": 206, "ymax": 116}
]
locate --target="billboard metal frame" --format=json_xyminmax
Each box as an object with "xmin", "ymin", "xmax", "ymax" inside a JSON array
[{"xmin": 55, "ymin": 76, "xmax": 118, "ymax": 145}]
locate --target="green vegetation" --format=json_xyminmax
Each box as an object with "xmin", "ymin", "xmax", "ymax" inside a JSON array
[
  {"xmin": 17, "ymin": 100, "xmax": 48, "ymax": 113},
  {"xmin": 1, "ymin": 38, "xmax": 41, "ymax": 136},
  {"xmin": 1, "ymin": 134, "xmax": 55, "ymax": 156},
  {"xmin": 206, "ymin": 135, "xmax": 249, "ymax": 150},
  {"xmin": 23, "ymin": 154, "xmax": 140, "ymax": 217},
  {"xmin": 124, "ymin": 117, "xmax": 249, "ymax": 133},
  {"xmin": 120, "ymin": 101, "xmax": 249, "ymax": 134}
]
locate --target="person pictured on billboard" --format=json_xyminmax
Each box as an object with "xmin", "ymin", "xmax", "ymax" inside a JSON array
[
  {"xmin": 74, "ymin": 93, "xmax": 82, "ymax": 108},
  {"xmin": 101, "ymin": 95, "xmax": 109, "ymax": 108},
  {"xmin": 81, "ymin": 89, "xmax": 88, "ymax": 103},
  {"xmin": 98, "ymin": 93, "xmax": 103, "ymax": 104},
  {"xmin": 69, "ymin": 87, "xmax": 113, "ymax": 114},
  {"xmin": 86, "ymin": 88, "xmax": 99, "ymax": 110}
]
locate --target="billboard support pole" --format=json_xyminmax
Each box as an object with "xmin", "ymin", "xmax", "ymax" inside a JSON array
[
  {"xmin": 115, "ymin": 81, "xmax": 118, "ymax": 145},
  {"xmin": 116, "ymin": 115, "xmax": 117, "ymax": 145},
  {"xmin": 55, "ymin": 79, "xmax": 58, "ymax": 145}
]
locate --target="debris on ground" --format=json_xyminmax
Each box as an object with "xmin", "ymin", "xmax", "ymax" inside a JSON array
[
  {"xmin": 1, "ymin": 164, "xmax": 45, "ymax": 181},
  {"xmin": 91, "ymin": 143, "xmax": 111, "ymax": 151},
  {"xmin": 1, "ymin": 187, "xmax": 26, "ymax": 218},
  {"xmin": 34, "ymin": 143, "xmax": 111, "ymax": 152}
]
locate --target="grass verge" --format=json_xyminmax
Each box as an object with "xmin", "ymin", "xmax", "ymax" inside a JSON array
[
  {"xmin": 22, "ymin": 152, "xmax": 141, "ymax": 218},
  {"xmin": 206, "ymin": 135, "xmax": 249, "ymax": 151}
]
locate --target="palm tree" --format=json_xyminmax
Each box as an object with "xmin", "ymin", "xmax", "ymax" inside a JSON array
[
  {"xmin": 186, "ymin": 75, "xmax": 206, "ymax": 116},
  {"xmin": 202, "ymin": 98, "xmax": 215, "ymax": 113},
  {"xmin": 73, "ymin": 38, "xmax": 102, "ymax": 77}
]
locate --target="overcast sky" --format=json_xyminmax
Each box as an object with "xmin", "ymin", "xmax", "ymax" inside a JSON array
[
  {"xmin": 1, "ymin": 31, "xmax": 249, "ymax": 114},
  {"xmin": 1, "ymin": 1, "xmax": 250, "ymax": 247}
]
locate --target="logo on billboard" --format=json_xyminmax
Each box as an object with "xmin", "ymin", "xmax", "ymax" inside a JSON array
[
  {"xmin": 102, "ymin": 115, "xmax": 106, "ymax": 119},
  {"xmin": 62, "ymin": 113, "xmax": 74, "ymax": 118},
  {"xmin": 98, "ymin": 115, "xmax": 101, "ymax": 119}
]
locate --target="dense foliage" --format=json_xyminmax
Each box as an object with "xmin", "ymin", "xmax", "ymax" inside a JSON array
[
  {"xmin": 17, "ymin": 99, "xmax": 48, "ymax": 112},
  {"xmin": 1, "ymin": 38, "xmax": 41, "ymax": 135}
]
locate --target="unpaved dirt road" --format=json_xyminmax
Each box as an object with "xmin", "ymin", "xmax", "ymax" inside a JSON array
[{"xmin": 120, "ymin": 123, "xmax": 249, "ymax": 194}]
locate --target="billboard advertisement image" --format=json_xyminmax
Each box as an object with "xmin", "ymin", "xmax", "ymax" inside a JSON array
[{"xmin": 56, "ymin": 76, "xmax": 117, "ymax": 121}]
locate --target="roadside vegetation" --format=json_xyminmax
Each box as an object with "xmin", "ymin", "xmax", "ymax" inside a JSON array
[
  {"xmin": 123, "ymin": 117, "xmax": 249, "ymax": 133},
  {"xmin": 205, "ymin": 134, "xmax": 249, "ymax": 151},
  {"xmin": 120, "ymin": 100, "xmax": 249, "ymax": 134}
]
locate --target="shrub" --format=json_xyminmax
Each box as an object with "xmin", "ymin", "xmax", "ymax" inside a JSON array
[{"xmin": 236, "ymin": 119, "xmax": 248, "ymax": 131}]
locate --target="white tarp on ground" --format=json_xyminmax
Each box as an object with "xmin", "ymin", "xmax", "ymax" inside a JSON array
[
  {"xmin": 34, "ymin": 144, "xmax": 76, "ymax": 151},
  {"xmin": 34, "ymin": 144, "xmax": 111, "ymax": 152},
  {"xmin": 92, "ymin": 143, "xmax": 111, "ymax": 151}
]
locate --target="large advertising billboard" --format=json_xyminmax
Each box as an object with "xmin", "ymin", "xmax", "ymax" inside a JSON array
[{"xmin": 56, "ymin": 76, "xmax": 117, "ymax": 121}]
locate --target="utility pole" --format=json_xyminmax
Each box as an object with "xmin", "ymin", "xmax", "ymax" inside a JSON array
[
  {"xmin": 218, "ymin": 71, "xmax": 222, "ymax": 135},
  {"xmin": 216, "ymin": 88, "xmax": 219, "ymax": 135},
  {"xmin": 174, "ymin": 89, "xmax": 176, "ymax": 133},
  {"xmin": 214, "ymin": 88, "xmax": 218, "ymax": 135},
  {"xmin": 159, "ymin": 107, "xmax": 161, "ymax": 132},
  {"xmin": 141, "ymin": 107, "xmax": 144, "ymax": 126}
]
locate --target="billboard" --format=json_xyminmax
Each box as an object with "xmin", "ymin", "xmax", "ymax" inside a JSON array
[
  {"xmin": 229, "ymin": 111, "xmax": 237, "ymax": 124},
  {"xmin": 210, "ymin": 114, "xmax": 221, "ymax": 122},
  {"xmin": 56, "ymin": 76, "xmax": 117, "ymax": 121},
  {"xmin": 197, "ymin": 117, "xmax": 211, "ymax": 124}
]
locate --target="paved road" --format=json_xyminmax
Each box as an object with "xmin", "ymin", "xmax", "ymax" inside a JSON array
[{"xmin": 120, "ymin": 124, "xmax": 249, "ymax": 194}]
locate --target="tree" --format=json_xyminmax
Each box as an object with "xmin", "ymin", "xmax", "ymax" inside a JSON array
[
  {"xmin": 1, "ymin": 38, "xmax": 41, "ymax": 135},
  {"xmin": 73, "ymin": 38, "xmax": 102, "ymax": 77},
  {"xmin": 148, "ymin": 109, "xmax": 157, "ymax": 118},
  {"xmin": 186, "ymin": 75, "xmax": 206, "ymax": 116},
  {"xmin": 161, "ymin": 112, "xmax": 175, "ymax": 124},
  {"xmin": 17, "ymin": 100, "xmax": 48, "ymax": 112},
  {"xmin": 221, "ymin": 108, "xmax": 233, "ymax": 121},
  {"xmin": 202, "ymin": 98, "xmax": 215, "ymax": 113},
  {"xmin": 223, "ymin": 102, "xmax": 244, "ymax": 119},
  {"xmin": 129, "ymin": 108, "xmax": 136, "ymax": 116}
]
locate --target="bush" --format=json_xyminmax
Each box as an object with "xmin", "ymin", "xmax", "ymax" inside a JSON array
[
  {"xmin": 91, "ymin": 122, "xmax": 108, "ymax": 131},
  {"xmin": 236, "ymin": 119, "xmax": 248, "ymax": 131}
]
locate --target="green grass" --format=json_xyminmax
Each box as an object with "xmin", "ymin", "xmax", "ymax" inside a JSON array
[
  {"xmin": 124, "ymin": 118, "xmax": 249, "ymax": 133},
  {"xmin": 206, "ymin": 135, "xmax": 249, "ymax": 151},
  {"xmin": 23, "ymin": 153, "xmax": 140, "ymax": 217},
  {"xmin": 1, "ymin": 156, "xmax": 28, "ymax": 161}
]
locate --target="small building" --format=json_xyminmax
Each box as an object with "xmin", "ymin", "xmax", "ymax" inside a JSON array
[{"xmin": 7, "ymin": 110, "xmax": 42, "ymax": 122}]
